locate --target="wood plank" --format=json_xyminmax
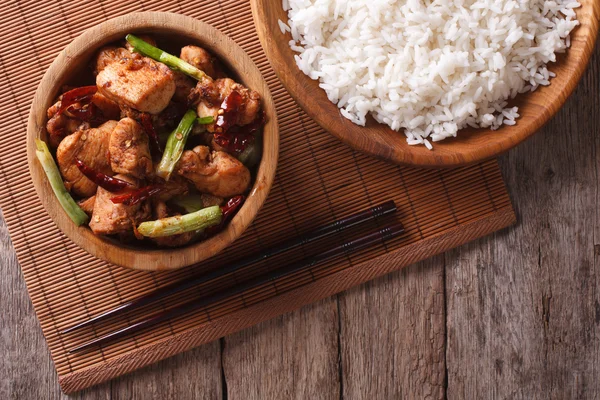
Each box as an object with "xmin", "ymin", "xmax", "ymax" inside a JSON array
[
  {"xmin": 110, "ymin": 343, "xmax": 222, "ymax": 399},
  {"xmin": 222, "ymin": 298, "xmax": 340, "ymax": 399},
  {"xmin": 338, "ymin": 256, "xmax": 446, "ymax": 399},
  {"xmin": 445, "ymin": 41, "xmax": 600, "ymax": 398}
]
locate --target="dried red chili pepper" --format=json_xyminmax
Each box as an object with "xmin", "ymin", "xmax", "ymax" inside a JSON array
[
  {"xmin": 75, "ymin": 159, "xmax": 133, "ymax": 192},
  {"xmin": 110, "ymin": 185, "xmax": 164, "ymax": 206},
  {"xmin": 213, "ymin": 130, "xmax": 254, "ymax": 154},
  {"xmin": 205, "ymin": 195, "xmax": 245, "ymax": 236},
  {"xmin": 213, "ymin": 110, "xmax": 266, "ymax": 154},
  {"xmin": 57, "ymin": 86, "xmax": 98, "ymax": 115},
  {"xmin": 140, "ymin": 113, "xmax": 163, "ymax": 156},
  {"xmin": 215, "ymin": 90, "xmax": 243, "ymax": 133}
]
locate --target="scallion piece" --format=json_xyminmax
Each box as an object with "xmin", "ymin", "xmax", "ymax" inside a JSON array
[
  {"xmin": 126, "ymin": 34, "xmax": 208, "ymax": 81},
  {"xmin": 196, "ymin": 116, "xmax": 214, "ymax": 124},
  {"xmin": 34, "ymin": 139, "xmax": 89, "ymax": 226},
  {"xmin": 137, "ymin": 205, "xmax": 222, "ymax": 238},
  {"xmin": 156, "ymin": 109, "xmax": 198, "ymax": 181}
]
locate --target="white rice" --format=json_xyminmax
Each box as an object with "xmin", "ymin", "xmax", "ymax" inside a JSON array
[{"xmin": 282, "ymin": 0, "xmax": 580, "ymax": 148}]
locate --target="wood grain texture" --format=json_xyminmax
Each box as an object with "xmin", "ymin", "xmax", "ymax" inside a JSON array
[
  {"xmin": 252, "ymin": 0, "xmax": 600, "ymax": 168},
  {"xmin": 339, "ymin": 256, "xmax": 446, "ymax": 399},
  {"xmin": 109, "ymin": 344, "xmax": 222, "ymax": 399},
  {"xmin": 27, "ymin": 12, "xmax": 279, "ymax": 271},
  {"xmin": 222, "ymin": 298, "xmax": 340, "ymax": 400}
]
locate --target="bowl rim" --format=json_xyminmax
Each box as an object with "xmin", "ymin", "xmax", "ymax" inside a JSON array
[
  {"xmin": 26, "ymin": 12, "xmax": 279, "ymax": 270},
  {"xmin": 251, "ymin": 0, "xmax": 600, "ymax": 167}
]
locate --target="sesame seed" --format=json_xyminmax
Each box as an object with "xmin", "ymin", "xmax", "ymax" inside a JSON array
[
  {"xmin": 217, "ymin": 109, "xmax": 224, "ymax": 115},
  {"xmin": 94, "ymin": 216, "xmax": 100, "ymax": 222},
  {"xmin": 176, "ymin": 133, "xmax": 183, "ymax": 140},
  {"xmin": 80, "ymin": 134, "xmax": 87, "ymax": 141},
  {"xmin": 125, "ymin": 140, "xmax": 132, "ymax": 148}
]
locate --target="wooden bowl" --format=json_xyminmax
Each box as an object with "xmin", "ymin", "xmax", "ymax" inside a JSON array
[
  {"xmin": 27, "ymin": 12, "xmax": 279, "ymax": 271},
  {"xmin": 252, "ymin": 0, "xmax": 599, "ymax": 167}
]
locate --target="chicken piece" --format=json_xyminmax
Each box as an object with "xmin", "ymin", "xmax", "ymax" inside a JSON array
[
  {"xmin": 180, "ymin": 46, "xmax": 217, "ymax": 78},
  {"xmin": 190, "ymin": 77, "xmax": 261, "ymax": 131},
  {"xmin": 89, "ymin": 174, "xmax": 151, "ymax": 236},
  {"xmin": 97, "ymin": 56, "xmax": 176, "ymax": 114},
  {"xmin": 119, "ymin": 105, "xmax": 141, "ymax": 120},
  {"xmin": 193, "ymin": 130, "xmax": 227, "ymax": 153},
  {"xmin": 109, "ymin": 118, "xmax": 153, "ymax": 179},
  {"xmin": 119, "ymin": 101, "xmax": 187, "ymax": 131},
  {"xmin": 173, "ymin": 72, "xmax": 196, "ymax": 104},
  {"xmin": 77, "ymin": 196, "xmax": 96, "ymax": 217},
  {"xmin": 91, "ymin": 92, "xmax": 121, "ymax": 120},
  {"xmin": 56, "ymin": 120, "xmax": 118, "ymax": 197},
  {"xmin": 155, "ymin": 177, "xmax": 190, "ymax": 202},
  {"xmin": 46, "ymin": 114, "xmax": 89, "ymax": 149},
  {"xmin": 46, "ymin": 100, "xmax": 90, "ymax": 148},
  {"xmin": 47, "ymin": 99, "xmax": 61, "ymax": 119},
  {"xmin": 46, "ymin": 91, "xmax": 120, "ymax": 149},
  {"xmin": 124, "ymin": 35, "xmax": 156, "ymax": 53},
  {"xmin": 149, "ymin": 201, "xmax": 196, "ymax": 247},
  {"xmin": 94, "ymin": 46, "xmax": 136, "ymax": 75},
  {"xmin": 176, "ymin": 145, "xmax": 250, "ymax": 197}
]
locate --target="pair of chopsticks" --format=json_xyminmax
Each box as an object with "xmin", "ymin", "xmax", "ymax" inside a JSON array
[{"xmin": 64, "ymin": 200, "xmax": 403, "ymax": 353}]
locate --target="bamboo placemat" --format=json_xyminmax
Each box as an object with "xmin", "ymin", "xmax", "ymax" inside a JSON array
[{"xmin": 0, "ymin": 0, "xmax": 515, "ymax": 393}]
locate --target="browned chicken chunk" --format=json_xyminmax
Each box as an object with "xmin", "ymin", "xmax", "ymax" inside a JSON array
[
  {"xmin": 94, "ymin": 46, "xmax": 136, "ymax": 75},
  {"xmin": 176, "ymin": 145, "xmax": 250, "ymax": 197},
  {"xmin": 97, "ymin": 56, "xmax": 176, "ymax": 114},
  {"xmin": 46, "ymin": 114, "xmax": 89, "ymax": 149},
  {"xmin": 155, "ymin": 177, "xmax": 190, "ymax": 202},
  {"xmin": 46, "ymin": 93, "xmax": 119, "ymax": 148},
  {"xmin": 77, "ymin": 196, "xmax": 96, "ymax": 217},
  {"xmin": 46, "ymin": 100, "xmax": 90, "ymax": 148},
  {"xmin": 91, "ymin": 92, "xmax": 121, "ymax": 120},
  {"xmin": 149, "ymin": 201, "xmax": 196, "ymax": 247},
  {"xmin": 172, "ymin": 72, "xmax": 196, "ymax": 104},
  {"xmin": 180, "ymin": 46, "xmax": 218, "ymax": 78},
  {"xmin": 119, "ymin": 101, "xmax": 187, "ymax": 131},
  {"xmin": 109, "ymin": 118, "xmax": 153, "ymax": 179},
  {"xmin": 56, "ymin": 120, "xmax": 117, "ymax": 197},
  {"xmin": 89, "ymin": 175, "xmax": 151, "ymax": 235},
  {"xmin": 190, "ymin": 77, "xmax": 261, "ymax": 131}
]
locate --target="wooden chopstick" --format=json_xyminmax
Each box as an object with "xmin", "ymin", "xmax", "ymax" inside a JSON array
[
  {"xmin": 62, "ymin": 200, "xmax": 397, "ymax": 334},
  {"xmin": 68, "ymin": 222, "xmax": 404, "ymax": 353}
]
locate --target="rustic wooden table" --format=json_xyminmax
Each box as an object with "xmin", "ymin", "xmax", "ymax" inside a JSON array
[{"xmin": 1, "ymin": 42, "xmax": 598, "ymax": 400}]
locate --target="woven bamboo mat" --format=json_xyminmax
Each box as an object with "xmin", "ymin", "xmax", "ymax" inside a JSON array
[{"xmin": 0, "ymin": 0, "xmax": 515, "ymax": 393}]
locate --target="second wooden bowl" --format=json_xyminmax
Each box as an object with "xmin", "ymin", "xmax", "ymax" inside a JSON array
[
  {"xmin": 252, "ymin": 0, "xmax": 599, "ymax": 167},
  {"xmin": 27, "ymin": 12, "xmax": 279, "ymax": 271}
]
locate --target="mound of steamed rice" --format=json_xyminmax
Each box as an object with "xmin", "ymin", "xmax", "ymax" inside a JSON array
[{"xmin": 280, "ymin": 0, "xmax": 580, "ymax": 149}]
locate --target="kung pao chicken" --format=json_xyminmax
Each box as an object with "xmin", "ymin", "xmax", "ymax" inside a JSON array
[{"xmin": 35, "ymin": 34, "xmax": 265, "ymax": 247}]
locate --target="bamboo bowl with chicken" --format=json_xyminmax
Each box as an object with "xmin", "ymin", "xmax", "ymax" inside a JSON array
[{"xmin": 27, "ymin": 13, "xmax": 279, "ymax": 270}]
